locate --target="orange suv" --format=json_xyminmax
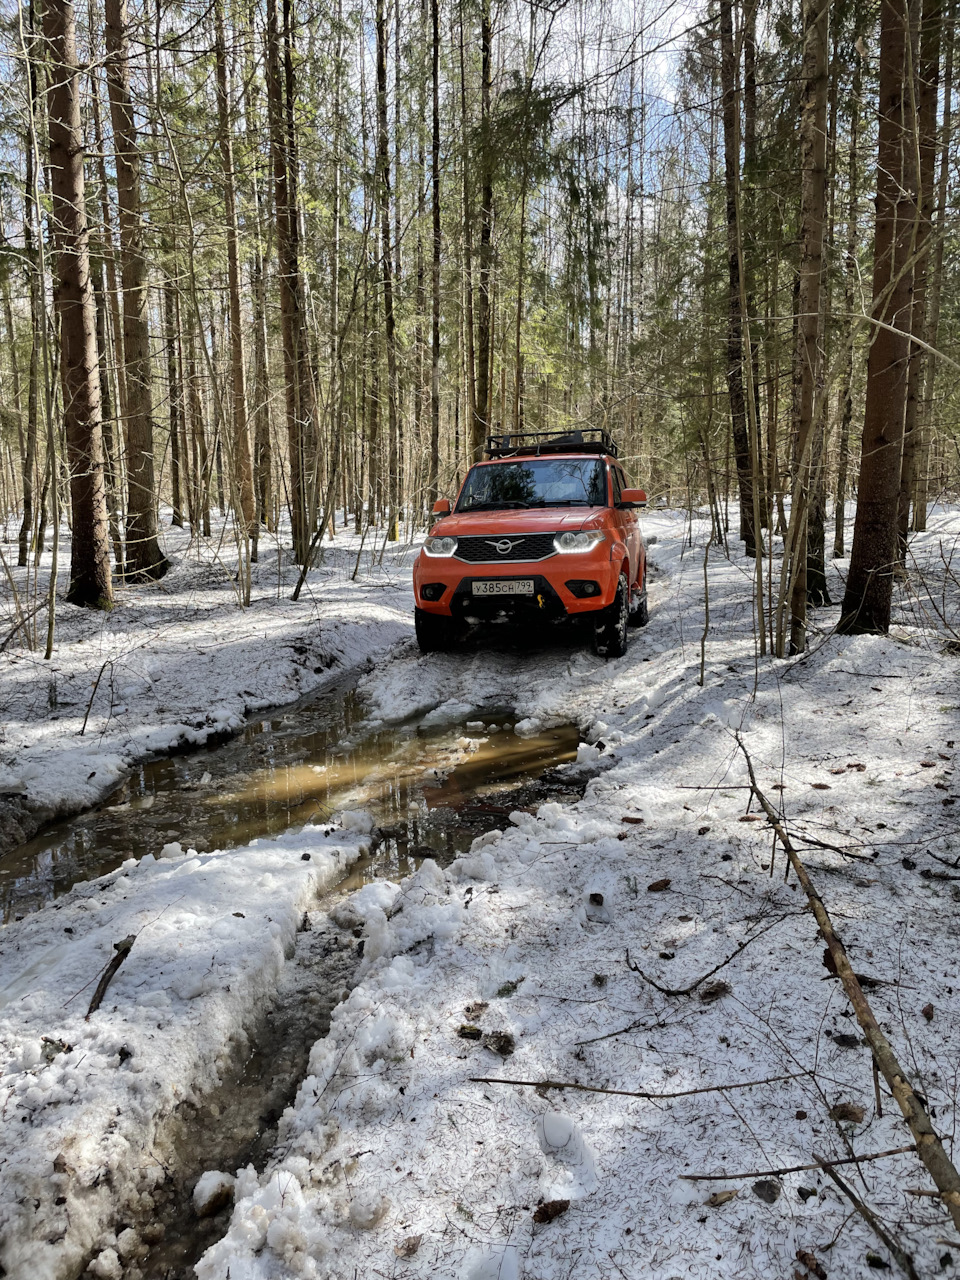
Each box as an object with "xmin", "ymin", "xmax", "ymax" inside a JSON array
[{"xmin": 413, "ymin": 430, "xmax": 647, "ymax": 657}]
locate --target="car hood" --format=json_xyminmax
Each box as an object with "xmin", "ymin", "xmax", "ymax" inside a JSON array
[{"xmin": 429, "ymin": 508, "xmax": 601, "ymax": 537}]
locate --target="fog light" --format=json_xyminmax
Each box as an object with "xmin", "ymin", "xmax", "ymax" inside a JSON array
[
  {"xmin": 566, "ymin": 580, "xmax": 601, "ymax": 598},
  {"xmin": 421, "ymin": 582, "xmax": 446, "ymax": 602}
]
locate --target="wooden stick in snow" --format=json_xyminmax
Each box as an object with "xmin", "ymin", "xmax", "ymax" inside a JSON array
[
  {"xmin": 86, "ymin": 935, "xmax": 136, "ymax": 1018},
  {"xmin": 736, "ymin": 732, "xmax": 960, "ymax": 1232}
]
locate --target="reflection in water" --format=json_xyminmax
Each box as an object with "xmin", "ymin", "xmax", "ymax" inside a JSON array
[{"xmin": 1, "ymin": 680, "xmax": 580, "ymax": 922}]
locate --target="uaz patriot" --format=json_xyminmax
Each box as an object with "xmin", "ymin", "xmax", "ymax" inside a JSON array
[{"xmin": 412, "ymin": 429, "xmax": 648, "ymax": 657}]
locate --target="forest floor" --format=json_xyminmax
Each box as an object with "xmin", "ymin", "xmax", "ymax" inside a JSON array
[{"xmin": 2, "ymin": 506, "xmax": 960, "ymax": 1280}]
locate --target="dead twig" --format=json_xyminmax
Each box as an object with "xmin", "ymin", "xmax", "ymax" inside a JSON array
[
  {"xmin": 681, "ymin": 1143, "xmax": 916, "ymax": 1181},
  {"xmin": 813, "ymin": 1152, "xmax": 919, "ymax": 1280},
  {"xmin": 86, "ymin": 936, "xmax": 136, "ymax": 1018},
  {"xmin": 469, "ymin": 1070, "xmax": 805, "ymax": 1101},
  {"xmin": 625, "ymin": 912, "xmax": 795, "ymax": 996},
  {"xmin": 737, "ymin": 731, "xmax": 960, "ymax": 1233}
]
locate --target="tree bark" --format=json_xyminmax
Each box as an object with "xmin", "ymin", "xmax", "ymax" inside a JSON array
[
  {"xmin": 898, "ymin": 0, "xmax": 941, "ymax": 547},
  {"xmin": 265, "ymin": 0, "xmax": 308, "ymax": 561},
  {"xmin": 214, "ymin": 0, "xmax": 255, "ymax": 532},
  {"xmin": 428, "ymin": 0, "xmax": 441, "ymax": 509},
  {"xmin": 914, "ymin": 0, "xmax": 954, "ymax": 530},
  {"xmin": 840, "ymin": 0, "xmax": 919, "ymax": 634},
  {"xmin": 105, "ymin": 0, "xmax": 168, "ymax": 580},
  {"xmin": 376, "ymin": 0, "xmax": 400, "ymax": 539},
  {"xmin": 471, "ymin": 0, "xmax": 494, "ymax": 461},
  {"xmin": 43, "ymin": 0, "xmax": 113, "ymax": 608},
  {"xmin": 787, "ymin": 0, "xmax": 830, "ymax": 654},
  {"xmin": 718, "ymin": 0, "xmax": 756, "ymax": 557}
]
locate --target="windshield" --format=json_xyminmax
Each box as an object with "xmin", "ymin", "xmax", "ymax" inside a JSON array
[{"xmin": 456, "ymin": 458, "xmax": 608, "ymax": 512}]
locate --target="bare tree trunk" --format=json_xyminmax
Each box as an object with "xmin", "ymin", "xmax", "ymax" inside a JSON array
[
  {"xmin": 18, "ymin": 16, "xmax": 41, "ymax": 569},
  {"xmin": 834, "ymin": 55, "xmax": 862, "ymax": 558},
  {"xmin": 718, "ymin": 0, "xmax": 756, "ymax": 557},
  {"xmin": 428, "ymin": 0, "xmax": 441, "ymax": 509},
  {"xmin": 471, "ymin": 0, "xmax": 493, "ymax": 461},
  {"xmin": 43, "ymin": 0, "xmax": 113, "ymax": 608},
  {"xmin": 898, "ymin": 0, "xmax": 941, "ymax": 547},
  {"xmin": 840, "ymin": 0, "xmax": 919, "ymax": 634},
  {"xmin": 786, "ymin": 0, "xmax": 829, "ymax": 654},
  {"xmin": 265, "ymin": 0, "xmax": 308, "ymax": 561},
  {"xmin": 163, "ymin": 279, "xmax": 184, "ymax": 528},
  {"xmin": 214, "ymin": 0, "xmax": 255, "ymax": 532},
  {"xmin": 915, "ymin": 0, "xmax": 954, "ymax": 530},
  {"xmin": 376, "ymin": 0, "xmax": 400, "ymax": 540},
  {"xmin": 105, "ymin": 0, "xmax": 167, "ymax": 581}
]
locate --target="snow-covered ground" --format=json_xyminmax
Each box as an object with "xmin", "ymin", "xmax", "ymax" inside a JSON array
[
  {"xmin": 3, "ymin": 506, "xmax": 960, "ymax": 1280},
  {"xmin": 0, "ymin": 519, "xmax": 414, "ymax": 854}
]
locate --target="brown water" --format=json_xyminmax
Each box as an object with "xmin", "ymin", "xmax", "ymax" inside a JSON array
[{"xmin": 1, "ymin": 677, "xmax": 581, "ymax": 922}]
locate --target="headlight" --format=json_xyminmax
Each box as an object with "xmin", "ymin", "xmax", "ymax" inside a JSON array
[
  {"xmin": 423, "ymin": 535, "xmax": 459, "ymax": 557},
  {"xmin": 553, "ymin": 530, "xmax": 605, "ymax": 554}
]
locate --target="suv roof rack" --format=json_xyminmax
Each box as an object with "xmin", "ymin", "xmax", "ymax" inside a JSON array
[{"xmin": 485, "ymin": 428, "xmax": 618, "ymax": 460}]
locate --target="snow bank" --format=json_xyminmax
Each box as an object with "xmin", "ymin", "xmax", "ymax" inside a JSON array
[{"xmin": 0, "ymin": 819, "xmax": 373, "ymax": 1280}]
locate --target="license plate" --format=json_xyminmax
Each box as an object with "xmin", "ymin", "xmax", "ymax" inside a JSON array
[{"xmin": 472, "ymin": 579, "xmax": 535, "ymax": 596}]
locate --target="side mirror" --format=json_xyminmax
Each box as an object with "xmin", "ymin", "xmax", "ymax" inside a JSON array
[
  {"xmin": 620, "ymin": 488, "xmax": 647, "ymax": 509},
  {"xmin": 432, "ymin": 498, "xmax": 451, "ymax": 515}
]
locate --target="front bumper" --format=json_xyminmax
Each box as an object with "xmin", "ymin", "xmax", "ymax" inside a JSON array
[{"xmin": 413, "ymin": 553, "xmax": 621, "ymax": 618}]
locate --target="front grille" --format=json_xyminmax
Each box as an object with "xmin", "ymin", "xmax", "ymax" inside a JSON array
[{"xmin": 454, "ymin": 533, "xmax": 558, "ymax": 563}]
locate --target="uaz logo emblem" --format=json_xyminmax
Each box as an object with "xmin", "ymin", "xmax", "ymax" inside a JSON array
[{"xmin": 486, "ymin": 538, "xmax": 524, "ymax": 555}]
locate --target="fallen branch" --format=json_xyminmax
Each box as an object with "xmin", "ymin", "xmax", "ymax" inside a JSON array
[
  {"xmin": 814, "ymin": 1153, "xmax": 919, "ymax": 1280},
  {"xmin": 86, "ymin": 936, "xmax": 136, "ymax": 1019},
  {"xmin": 681, "ymin": 1143, "xmax": 916, "ymax": 1181},
  {"xmin": 469, "ymin": 1071, "xmax": 805, "ymax": 1101},
  {"xmin": 737, "ymin": 732, "xmax": 960, "ymax": 1233},
  {"xmin": 625, "ymin": 912, "xmax": 794, "ymax": 996}
]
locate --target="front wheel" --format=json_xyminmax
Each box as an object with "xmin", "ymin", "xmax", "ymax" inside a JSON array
[
  {"xmin": 628, "ymin": 581, "xmax": 649, "ymax": 628},
  {"xmin": 593, "ymin": 573, "xmax": 629, "ymax": 658},
  {"xmin": 415, "ymin": 607, "xmax": 456, "ymax": 654}
]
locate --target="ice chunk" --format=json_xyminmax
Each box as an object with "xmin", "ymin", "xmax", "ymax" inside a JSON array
[
  {"xmin": 88, "ymin": 1249, "xmax": 122, "ymax": 1280},
  {"xmin": 576, "ymin": 743, "xmax": 601, "ymax": 763},
  {"xmin": 159, "ymin": 841, "xmax": 183, "ymax": 859},
  {"xmin": 348, "ymin": 1192, "xmax": 390, "ymax": 1229},
  {"xmin": 193, "ymin": 1170, "xmax": 236, "ymax": 1217},
  {"xmin": 340, "ymin": 809, "xmax": 375, "ymax": 834}
]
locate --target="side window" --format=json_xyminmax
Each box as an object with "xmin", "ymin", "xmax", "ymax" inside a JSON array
[{"xmin": 609, "ymin": 466, "xmax": 622, "ymax": 507}]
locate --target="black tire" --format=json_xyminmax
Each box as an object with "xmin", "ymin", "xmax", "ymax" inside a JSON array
[
  {"xmin": 628, "ymin": 581, "xmax": 649, "ymax": 628},
  {"xmin": 415, "ymin": 607, "xmax": 456, "ymax": 654},
  {"xmin": 593, "ymin": 573, "xmax": 629, "ymax": 658}
]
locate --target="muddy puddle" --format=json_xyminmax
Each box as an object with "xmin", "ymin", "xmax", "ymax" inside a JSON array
[
  {"xmin": 2, "ymin": 675, "xmax": 585, "ymax": 1278},
  {"xmin": 2, "ymin": 677, "xmax": 581, "ymax": 923}
]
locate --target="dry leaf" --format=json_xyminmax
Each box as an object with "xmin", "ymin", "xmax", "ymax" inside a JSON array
[
  {"xmin": 457, "ymin": 1024, "xmax": 482, "ymax": 1040},
  {"xmin": 753, "ymin": 1179, "xmax": 781, "ymax": 1204},
  {"xmin": 395, "ymin": 1235, "xmax": 422, "ymax": 1258},
  {"xmin": 796, "ymin": 1247, "xmax": 827, "ymax": 1278},
  {"xmin": 647, "ymin": 878, "xmax": 671, "ymax": 892},
  {"xmin": 739, "ymin": 814, "xmax": 763, "ymax": 822},
  {"xmin": 481, "ymin": 1030, "xmax": 515, "ymax": 1057},
  {"xmin": 829, "ymin": 1101, "xmax": 865, "ymax": 1123},
  {"xmin": 699, "ymin": 980, "xmax": 731, "ymax": 1004},
  {"xmin": 922, "ymin": 1002, "xmax": 934, "ymax": 1022},
  {"xmin": 621, "ymin": 815, "xmax": 644, "ymax": 825},
  {"xmin": 706, "ymin": 1189, "xmax": 739, "ymax": 1207},
  {"xmin": 533, "ymin": 1199, "xmax": 570, "ymax": 1224},
  {"xmin": 811, "ymin": 783, "xmax": 832, "ymax": 790},
  {"xmin": 464, "ymin": 1001, "xmax": 488, "ymax": 1020},
  {"xmin": 921, "ymin": 761, "xmax": 937, "ymax": 768}
]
